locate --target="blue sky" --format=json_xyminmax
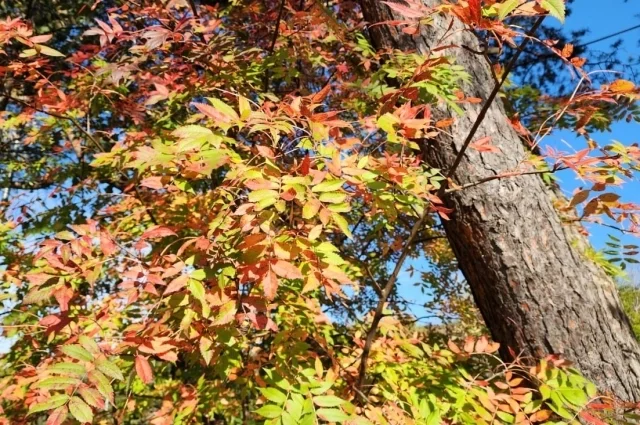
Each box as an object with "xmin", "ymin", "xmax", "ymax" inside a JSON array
[{"xmin": 397, "ymin": 0, "xmax": 640, "ymax": 320}]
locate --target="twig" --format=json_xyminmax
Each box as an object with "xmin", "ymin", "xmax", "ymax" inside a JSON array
[
  {"xmin": 445, "ymin": 16, "xmax": 545, "ymax": 181},
  {"xmin": 355, "ymin": 205, "xmax": 430, "ymax": 394},
  {"xmin": 3, "ymin": 93, "xmax": 159, "ymax": 225},
  {"xmin": 445, "ymin": 166, "xmax": 567, "ymax": 194},
  {"xmin": 262, "ymin": 0, "xmax": 287, "ymax": 92},
  {"xmin": 412, "ymin": 234, "xmax": 446, "ymax": 244}
]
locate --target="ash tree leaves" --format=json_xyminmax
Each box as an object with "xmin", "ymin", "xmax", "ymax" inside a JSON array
[
  {"xmin": 25, "ymin": 335, "xmax": 125, "ymax": 423},
  {"xmin": 0, "ymin": 0, "xmax": 637, "ymax": 423}
]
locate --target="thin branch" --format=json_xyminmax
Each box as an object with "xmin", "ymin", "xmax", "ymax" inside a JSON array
[
  {"xmin": 2, "ymin": 93, "xmax": 159, "ymax": 225},
  {"xmin": 355, "ymin": 205, "xmax": 430, "ymax": 394},
  {"xmin": 445, "ymin": 16, "xmax": 545, "ymax": 181},
  {"xmin": 262, "ymin": 0, "xmax": 287, "ymax": 92},
  {"xmin": 445, "ymin": 166, "xmax": 568, "ymax": 194},
  {"xmin": 412, "ymin": 234, "xmax": 446, "ymax": 244}
]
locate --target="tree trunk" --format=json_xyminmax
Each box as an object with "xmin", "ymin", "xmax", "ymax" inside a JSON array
[{"xmin": 358, "ymin": 0, "xmax": 640, "ymax": 400}]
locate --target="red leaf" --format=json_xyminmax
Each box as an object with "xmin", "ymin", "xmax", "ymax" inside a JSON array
[
  {"xmin": 468, "ymin": 0, "xmax": 482, "ymax": 23},
  {"xmin": 300, "ymin": 154, "xmax": 311, "ymax": 176},
  {"xmin": 262, "ymin": 268, "xmax": 279, "ymax": 300},
  {"xmin": 579, "ymin": 412, "xmax": 608, "ymax": 425},
  {"xmin": 382, "ymin": 1, "xmax": 425, "ymax": 18},
  {"xmin": 164, "ymin": 274, "xmax": 189, "ymax": 295},
  {"xmin": 141, "ymin": 226, "xmax": 177, "ymax": 239},
  {"xmin": 272, "ymin": 260, "xmax": 303, "ymax": 279},
  {"xmin": 470, "ymin": 136, "xmax": 500, "ymax": 153},
  {"xmin": 46, "ymin": 406, "xmax": 68, "ymax": 425},
  {"xmin": 40, "ymin": 315, "xmax": 62, "ymax": 327},
  {"xmin": 135, "ymin": 355, "xmax": 153, "ymax": 384}
]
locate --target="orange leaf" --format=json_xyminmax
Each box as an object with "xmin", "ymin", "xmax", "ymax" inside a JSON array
[
  {"xmin": 530, "ymin": 409, "xmax": 552, "ymax": 422},
  {"xmin": 164, "ymin": 274, "xmax": 189, "ymax": 295},
  {"xmin": 262, "ymin": 268, "xmax": 279, "ymax": 300},
  {"xmin": 435, "ymin": 118, "xmax": 454, "ymax": 128},
  {"xmin": 610, "ymin": 79, "xmax": 635, "ymax": 93},
  {"xmin": 561, "ymin": 43, "xmax": 574, "ymax": 58},
  {"xmin": 463, "ymin": 336, "xmax": 475, "ymax": 353},
  {"xmin": 447, "ymin": 340, "xmax": 461, "ymax": 354},
  {"xmin": 272, "ymin": 260, "xmax": 303, "ymax": 279},
  {"xmin": 140, "ymin": 176, "xmax": 164, "ymax": 189},
  {"xmin": 135, "ymin": 355, "xmax": 153, "ymax": 384},
  {"xmin": 141, "ymin": 226, "xmax": 176, "ymax": 239},
  {"xmin": 475, "ymin": 335, "xmax": 489, "ymax": 353}
]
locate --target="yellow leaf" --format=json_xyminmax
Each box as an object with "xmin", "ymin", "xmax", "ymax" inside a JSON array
[{"xmin": 610, "ymin": 79, "xmax": 635, "ymax": 93}]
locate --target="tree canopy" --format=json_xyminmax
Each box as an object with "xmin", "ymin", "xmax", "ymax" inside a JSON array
[{"xmin": 1, "ymin": 0, "xmax": 640, "ymax": 424}]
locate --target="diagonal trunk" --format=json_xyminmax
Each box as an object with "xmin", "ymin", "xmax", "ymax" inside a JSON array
[{"xmin": 358, "ymin": 0, "xmax": 640, "ymax": 400}]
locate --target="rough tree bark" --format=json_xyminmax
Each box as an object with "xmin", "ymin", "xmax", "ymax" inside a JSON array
[{"xmin": 358, "ymin": 0, "xmax": 640, "ymax": 400}]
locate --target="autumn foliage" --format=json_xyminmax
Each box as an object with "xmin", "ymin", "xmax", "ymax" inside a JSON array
[{"xmin": 0, "ymin": 0, "xmax": 640, "ymax": 424}]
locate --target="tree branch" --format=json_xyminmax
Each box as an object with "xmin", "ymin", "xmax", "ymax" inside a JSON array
[
  {"xmin": 262, "ymin": 0, "xmax": 287, "ymax": 92},
  {"xmin": 445, "ymin": 17, "xmax": 545, "ymax": 181},
  {"xmin": 355, "ymin": 205, "xmax": 430, "ymax": 394}
]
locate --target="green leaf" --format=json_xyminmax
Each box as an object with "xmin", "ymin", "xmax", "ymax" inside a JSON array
[
  {"xmin": 60, "ymin": 344, "xmax": 94, "ymax": 362},
  {"xmin": 96, "ymin": 359, "xmax": 124, "ymax": 381},
  {"xmin": 239, "ymin": 96, "xmax": 252, "ymax": 120},
  {"xmin": 191, "ymin": 269, "xmax": 207, "ymax": 281},
  {"xmin": 69, "ymin": 396, "xmax": 93, "ymax": 423},
  {"xmin": 47, "ymin": 362, "xmax": 87, "ymax": 376},
  {"xmin": 585, "ymin": 382, "xmax": 597, "ymax": 398},
  {"xmin": 319, "ymin": 192, "xmax": 347, "ymax": 204},
  {"xmin": 558, "ymin": 388, "xmax": 588, "ymax": 407},
  {"xmin": 497, "ymin": 0, "xmax": 520, "ymax": 21},
  {"xmin": 188, "ymin": 279, "xmax": 206, "ymax": 301},
  {"xmin": 281, "ymin": 411, "xmax": 296, "ymax": 425},
  {"xmin": 332, "ymin": 213, "xmax": 352, "ymax": 239},
  {"xmin": 312, "ymin": 179, "xmax": 345, "ymax": 193},
  {"xmin": 260, "ymin": 387, "xmax": 288, "ymax": 404},
  {"xmin": 496, "ymin": 411, "xmax": 515, "ymax": 423},
  {"xmin": 317, "ymin": 408, "xmax": 350, "ymax": 422},
  {"xmin": 209, "ymin": 97, "xmax": 240, "ymax": 121},
  {"xmin": 303, "ymin": 200, "xmax": 321, "ymax": 220},
  {"xmin": 37, "ymin": 45, "xmax": 65, "ymax": 57},
  {"xmin": 541, "ymin": 0, "xmax": 565, "ymax": 22},
  {"xmin": 79, "ymin": 335, "xmax": 100, "ymax": 355},
  {"xmin": 255, "ymin": 404, "xmax": 283, "ymax": 419},
  {"xmin": 35, "ymin": 376, "xmax": 82, "ymax": 390},
  {"xmin": 312, "ymin": 395, "xmax": 345, "ymax": 407},
  {"xmin": 173, "ymin": 125, "xmax": 215, "ymax": 144},
  {"xmin": 88, "ymin": 370, "xmax": 114, "ymax": 403},
  {"xmin": 27, "ymin": 394, "xmax": 69, "ymax": 415},
  {"xmin": 539, "ymin": 384, "xmax": 551, "ymax": 400},
  {"xmin": 249, "ymin": 189, "xmax": 279, "ymax": 203}
]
